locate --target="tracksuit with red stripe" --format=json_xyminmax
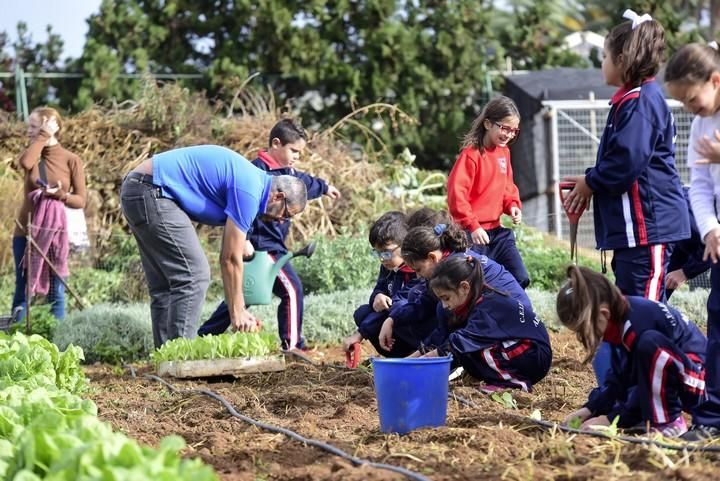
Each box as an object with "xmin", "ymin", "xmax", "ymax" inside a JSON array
[
  {"xmin": 425, "ymin": 289, "xmax": 551, "ymax": 391},
  {"xmin": 586, "ymin": 79, "xmax": 689, "ymax": 301},
  {"xmin": 447, "ymin": 145, "xmax": 530, "ymax": 288},
  {"xmin": 584, "ymin": 296, "xmax": 707, "ymax": 428},
  {"xmin": 197, "ymin": 151, "xmax": 328, "ymax": 349},
  {"xmin": 353, "ymin": 265, "xmax": 421, "ymax": 357},
  {"xmin": 391, "ymin": 251, "xmax": 533, "ymax": 358}
]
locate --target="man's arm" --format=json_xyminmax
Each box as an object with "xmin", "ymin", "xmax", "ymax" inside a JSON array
[{"xmin": 221, "ymin": 217, "xmax": 256, "ymax": 331}]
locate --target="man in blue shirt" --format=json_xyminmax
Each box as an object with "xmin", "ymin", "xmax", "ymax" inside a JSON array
[{"xmin": 120, "ymin": 145, "xmax": 307, "ymax": 347}]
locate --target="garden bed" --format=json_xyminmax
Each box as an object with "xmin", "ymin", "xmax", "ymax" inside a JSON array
[{"xmin": 86, "ymin": 330, "xmax": 720, "ymax": 481}]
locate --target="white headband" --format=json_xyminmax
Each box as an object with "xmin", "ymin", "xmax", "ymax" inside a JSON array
[
  {"xmin": 623, "ymin": 9, "xmax": 652, "ymax": 29},
  {"xmin": 710, "ymin": 40, "xmax": 719, "ymax": 51}
]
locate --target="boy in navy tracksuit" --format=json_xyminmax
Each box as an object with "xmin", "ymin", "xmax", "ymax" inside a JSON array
[
  {"xmin": 198, "ymin": 119, "xmax": 340, "ymax": 350},
  {"xmin": 558, "ymin": 265, "xmax": 707, "ymax": 436},
  {"xmin": 343, "ymin": 212, "xmax": 422, "ymax": 357},
  {"xmin": 419, "ymin": 255, "xmax": 551, "ymax": 391}
]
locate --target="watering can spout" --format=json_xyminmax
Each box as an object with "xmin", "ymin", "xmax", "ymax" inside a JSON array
[{"xmin": 243, "ymin": 241, "xmax": 318, "ymax": 306}]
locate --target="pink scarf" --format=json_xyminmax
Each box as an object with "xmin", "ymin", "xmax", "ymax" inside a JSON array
[{"xmin": 25, "ymin": 189, "xmax": 69, "ymax": 296}]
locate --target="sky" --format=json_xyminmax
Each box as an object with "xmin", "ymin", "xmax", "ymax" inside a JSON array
[{"xmin": 0, "ymin": 0, "xmax": 102, "ymax": 60}]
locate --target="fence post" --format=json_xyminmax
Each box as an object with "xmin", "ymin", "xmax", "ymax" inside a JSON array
[{"xmin": 14, "ymin": 66, "xmax": 29, "ymax": 120}]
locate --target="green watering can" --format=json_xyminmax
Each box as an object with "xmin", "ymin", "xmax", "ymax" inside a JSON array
[{"xmin": 243, "ymin": 242, "xmax": 317, "ymax": 306}]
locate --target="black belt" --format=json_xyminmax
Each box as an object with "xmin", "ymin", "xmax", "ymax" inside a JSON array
[{"xmin": 126, "ymin": 171, "xmax": 156, "ymax": 185}]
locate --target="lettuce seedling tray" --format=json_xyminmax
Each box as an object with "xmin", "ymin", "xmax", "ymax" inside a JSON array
[{"xmin": 157, "ymin": 355, "xmax": 285, "ymax": 378}]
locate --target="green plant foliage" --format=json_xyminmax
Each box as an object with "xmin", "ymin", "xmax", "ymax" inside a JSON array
[
  {"xmin": 8, "ymin": 304, "xmax": 57, "ymax": 340},
  {"xmin": 151, "ymin": 332, "xmax": 277, "ymax": 364},
  {"xmin": 491, "ymin": 391, "xmax": 518, "ymax": 410},
  {"xmin": 0, "ymin": 332, "xmax": 86, "ymax": 394},
  {"xmin": 54, "ymin": 303, "xmax": 154, "ymax": 364},
  {"xmin": 293, "ymin": 231, "xmax": 378, "ymax": 294}
]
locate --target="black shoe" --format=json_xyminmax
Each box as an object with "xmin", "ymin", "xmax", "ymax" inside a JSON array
[{"xmin": 680, "ymin": 424, "xmax": 720, "ymax": 442}]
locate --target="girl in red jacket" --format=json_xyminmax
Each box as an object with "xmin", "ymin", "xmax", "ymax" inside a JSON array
[{"xmin": 447, "ymin": 96, "xmax": 529, "ymax": 287}]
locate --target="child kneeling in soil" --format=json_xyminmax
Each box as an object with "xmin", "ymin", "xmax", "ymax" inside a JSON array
[
  {"xmin": 558, "ymin": 265, "xmax": 707, "ymax": 437},
  {"xmin": 378, "ymin": 222, "xmax": 531, "ymax": 356},
  {"xmin": 417, "ymin": 255, "xmax": 551, "ymax": 392},
  {"xmin": 343, "ymin": 211, "xmax": 421, "ymax": 357}
]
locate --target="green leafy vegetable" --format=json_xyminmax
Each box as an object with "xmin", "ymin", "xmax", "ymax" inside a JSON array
[{"xmin": 151, "ymin": 332, "xmax": 278, "ymax": 364}]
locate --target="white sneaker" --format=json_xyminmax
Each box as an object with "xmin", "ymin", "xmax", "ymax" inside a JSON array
[{"xmin": 449, "ymin": 366, "xmax": 464, "ymax": 381}]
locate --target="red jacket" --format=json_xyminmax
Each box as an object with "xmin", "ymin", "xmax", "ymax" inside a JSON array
[{"xmin": 447, "ymin": 145, "xmax": 521, "ymax": 231}]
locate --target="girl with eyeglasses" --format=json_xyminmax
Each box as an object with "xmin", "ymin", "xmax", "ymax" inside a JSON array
[{"xmin": 447, "ymin": 95, "xmax": 530, "ymax": 290}]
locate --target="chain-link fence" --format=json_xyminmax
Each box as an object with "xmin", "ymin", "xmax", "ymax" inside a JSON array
[{"xmin": 546, "ymin": 98, "xmax": 710, "ymax": 289}]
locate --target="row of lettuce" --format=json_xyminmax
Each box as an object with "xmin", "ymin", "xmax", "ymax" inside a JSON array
[{"xmin": 0, "ymin": 332, "xmax": 218, "ymax": 480}]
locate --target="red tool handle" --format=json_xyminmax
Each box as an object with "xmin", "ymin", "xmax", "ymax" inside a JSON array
[
  {"xmin": 558, "ymin": 181, "xmax": 586, "ymax": 224},
  {"xmin": 345, "ymin": 343, "xmax": 361, "ymax": 368}
]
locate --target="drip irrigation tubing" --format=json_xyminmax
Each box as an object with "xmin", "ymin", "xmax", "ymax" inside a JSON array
[
  {"xmin": 450, "ymin": 391, "xmax": 720, "ymax": 453},
  {"xmin": 143, "ymin": 373, "xmax": 433, "ymax": 481}
]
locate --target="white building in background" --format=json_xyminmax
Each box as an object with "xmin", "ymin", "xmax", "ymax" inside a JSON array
[{"xmin": 563, "ymin": 31, "xmax": 605, "ymax": 61}]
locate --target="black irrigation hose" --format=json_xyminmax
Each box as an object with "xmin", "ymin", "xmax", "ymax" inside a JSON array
[
  {"xmin": 450, "ymin": 391, "xmax": 720, "ymax": 453},
  {"xmin": 144, "ymin": 374, "xmax": 433, "ymax": 481}
]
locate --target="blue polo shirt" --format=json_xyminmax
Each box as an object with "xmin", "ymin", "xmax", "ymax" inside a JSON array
[{"xmin": 152, "ymin": 145, "xmax": 272, "ymax": 232}]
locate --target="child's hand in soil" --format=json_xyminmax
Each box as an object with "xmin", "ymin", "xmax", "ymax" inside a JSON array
[
  {"xmin": 372, "ymin": 294, "xmax": 392, "ymax": 312},
  {"xmin": 563, "ymin": 407, "xmax": 591, "ymax": 427},
  {"xmin": 342, "ymin": 331, "xmax": 363, "ymax": 353}
]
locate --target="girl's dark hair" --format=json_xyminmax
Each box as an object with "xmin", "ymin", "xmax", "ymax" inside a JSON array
[
  {"xmin": 429, "ymin": 256, "xmax": 486, "ymax": 324},
  {"xmin": 462, "ymin": 95, "xmax": 520, "ymax": 150},
  {"xmin": 556, "ymin": 265, "xmax": 628, "ymax": 363},
  {"xmin": 269, "ymin": 118, "xmax": 308, "ymax": 147},
  {"xmin": 401, "ymin": 223, "xmax": 468, "ymax": 263},
  {"xmin": 406, "ymin": 207, "xmax": 452, "ymax": 229},
  {"xmin": 605, "ymin": 19, "xmax": 665, "ymax": 86},
  {"xmin": 665, "ymin": 43, "xmax": 720, "ymax": 85},
  {"xmin": 369, "ymin": 211, "xmax": 407, "ymax": 247}
]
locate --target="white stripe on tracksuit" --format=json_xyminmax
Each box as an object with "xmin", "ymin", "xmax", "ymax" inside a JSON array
[
  {"xmin": 646, "ymin": 244, "xmax": 664, "ymax": 301},
  {"xmin": 482, "ymin": 347, "xmax": 529, "ymax": 392},
  {"xmin": 269, "ymin": 254, "xmax": 299, "ymax": 349},
  {"xmin": 621, "ymin": 192, "xmax": 636, "ymax": 248}
]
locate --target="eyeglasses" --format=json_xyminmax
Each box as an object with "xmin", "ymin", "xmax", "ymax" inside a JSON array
[
  {"xmin": 372, "ymin": 246, "xmax": 400, "ymax": 261},
  {"xmin": 280, "ymin": 196, "xmax": 291, "ymax": 220},
  {"xmin": 492, "ymin": 121, "xmax": 520, "ymax": 137}
]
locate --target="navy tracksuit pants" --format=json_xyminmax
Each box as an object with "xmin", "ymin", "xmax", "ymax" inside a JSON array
[
  {"xmin": 593, "ymin": 244, "xmax": 672, "ymax": 386},
  {"xmin": 352, "ymin": 304, "xmax": 417, "ymax": 358},
  {"xmin": 692, "ymin": 263, "xmax": 720, "ymax": 427},
  {"xmin": 469, "ymin": 227, "xmax": 529, "ymax": 288},
  {"xmin": 457, "ymin": 340, "xmax": 551, "ymax": 392},
  {"xmin": 197, "ymin": 257, "xmax": 305, "ymax": 350},
  {"xmin": 632, "ymin": 330, "xmax": 705, "ymax": 424}
]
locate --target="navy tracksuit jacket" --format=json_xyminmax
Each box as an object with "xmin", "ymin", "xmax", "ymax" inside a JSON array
[
  {"xmin": 197, "ymin": 151, "xmax": 328, "ymax": 349},
  {"xmin": 584, "ymin": 296, "xmax": 706, "ymax": 427},
  {"xmin": 586, "ymin": 79, "xmax": 690, "ymax": 302},
  {"xmin": 425, "ymin": 288, "xmax": 552, "ymax": 391},
  {"xmin": 353, "ymin": 265, "xmax": 422, "ymax": 357},
  {"xmin": 389, "ymin": 250, "xmax": 532, "ymax": 356}
]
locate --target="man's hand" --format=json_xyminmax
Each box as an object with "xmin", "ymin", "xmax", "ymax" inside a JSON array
[
  {"xmin": 471, "ymin": 227, "xmax": 490, "ymax": 245},
  {"xmin": 696, "ymin": 130, "xmax": 720, "ymax": 164},
  {"xmin": 665, "ymin": 269, "xmax": 688, "ymax": 290},
  {"xmin": 379, "ymin": 317, "xmax": 395, "ymax": 351},
  {"xmin": 243, "ymin": 240, "xmax": 255, "ymax": 259},
  {"xmin": 231, "ymin": 308, "xmax": 258, "ymax": 332},
  {"xmin": 562, "ymin": 407, "xmax": 592, "ymax": 427},
  {"xmin": 41, "ymin": 116, "xmax": 59, "ymax": 141},
  {"xmin": 562, "ymin": 175, "xmax": 593, "ymax": 214},
  {"xmin": 342, "ymin": 331, "xmax": 363, "ymax": 353},
  {"xmin": 704, "ymin": 227, "xmax": 720, "ymax": 263},
  {"xmin": 372, "ymin": 293, "xmax": 393, "ymax": 312},
  {"xmin": 510, "ymin": 206, "xmax": 522, "ymax": 225},
  {"xmin": 325, "ymin": 185, "xmax": 341, "ymax": 199}
]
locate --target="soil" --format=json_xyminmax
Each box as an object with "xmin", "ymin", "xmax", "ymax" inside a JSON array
[{"xmin": 85, "ymin": 331, "xmax": 720, "ymax": 481}]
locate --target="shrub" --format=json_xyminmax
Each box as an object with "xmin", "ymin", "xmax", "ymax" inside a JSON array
[
  {"xmin": 54, "ymin": 303, "xmax": 154, "ymax": 364},
  {"xmin": 293, "ymin": 231, "xmax": 377, "ymax": 294}
]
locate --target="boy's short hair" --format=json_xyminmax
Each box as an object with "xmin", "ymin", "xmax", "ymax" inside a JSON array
[
  {"xmin": 369, "ymin": 211, "xmax": 407, "ymax": 247},
  {"xmin": 269, "ymin": 118, "xmax": 308, "ymax": 147}
]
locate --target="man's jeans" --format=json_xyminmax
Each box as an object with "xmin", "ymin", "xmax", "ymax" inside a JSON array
[
  {"xmin": 12, "ymin": 236, "xmax": 66, "ymax": 321},
  {"xmin": 120, "ymin": 173, "xmax": 210, "ymax": 348}
]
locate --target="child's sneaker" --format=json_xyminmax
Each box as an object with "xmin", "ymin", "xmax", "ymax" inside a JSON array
[
  {"xmin": 478, "ymin": 383, "xmax": 505, "ymax": 394},
  {"xmin": 652, "ymin": 416, "xmax": 688, "ymax": 438}
]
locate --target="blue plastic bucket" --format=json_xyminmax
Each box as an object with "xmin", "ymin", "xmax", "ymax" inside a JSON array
[{"xmin": 371, "ymin": 356, "xmax": 452, "ymax": 434}]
